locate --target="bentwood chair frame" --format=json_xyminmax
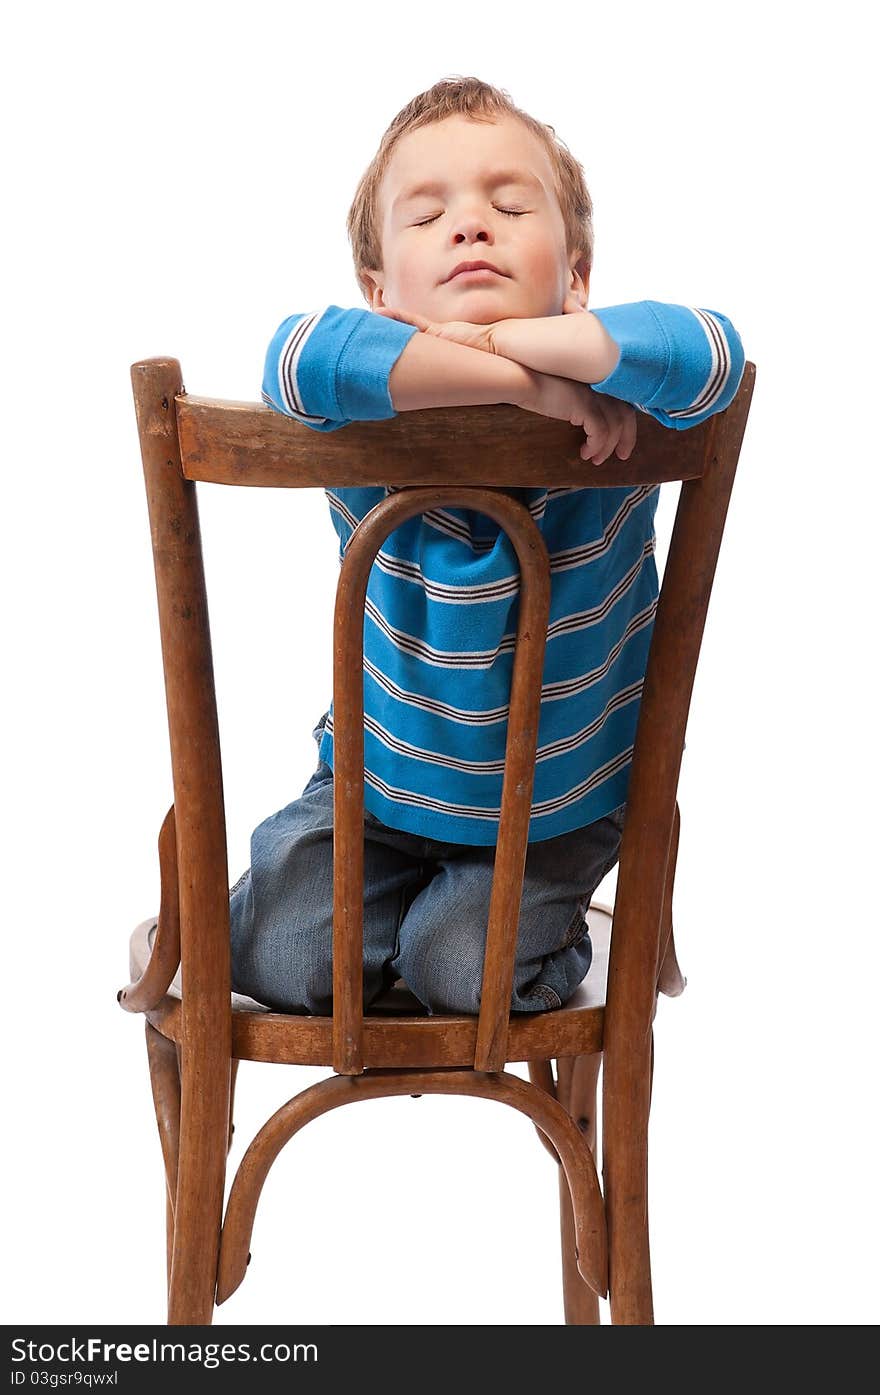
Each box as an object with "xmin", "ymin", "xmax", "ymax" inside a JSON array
[{"xmin": 120, "ymin": 355, "xmax": 755, "ymax": 1325}]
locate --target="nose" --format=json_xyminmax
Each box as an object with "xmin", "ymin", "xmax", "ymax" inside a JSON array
[{"xmin": 450, "ymin": 213, "xmax": 493, "ymax": 246}]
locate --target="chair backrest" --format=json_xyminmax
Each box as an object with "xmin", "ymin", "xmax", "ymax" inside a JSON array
[{"xmin": 130, "ymin": 357, "xmax": 755, "ymax": 1081}]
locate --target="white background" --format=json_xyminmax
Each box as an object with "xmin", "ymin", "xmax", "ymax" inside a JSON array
[{"xmin": 4, "ymin": 0, "xmax": 877, "ymax": 1327}]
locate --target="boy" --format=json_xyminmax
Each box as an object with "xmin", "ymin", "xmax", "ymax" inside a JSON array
[{"xmin": 229, "ymin": 77, "xmax": 744, "ymax": 1019}]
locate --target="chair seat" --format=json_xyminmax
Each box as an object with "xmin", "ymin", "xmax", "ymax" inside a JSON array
[{"xmin": 129, "ymin": 904, "xmax": 611, "ymax": 1067}]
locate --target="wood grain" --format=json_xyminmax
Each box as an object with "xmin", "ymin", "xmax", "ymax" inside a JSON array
[{"xmin": 176, "ymin": 395, "xmax": 710, "ymax": 489}]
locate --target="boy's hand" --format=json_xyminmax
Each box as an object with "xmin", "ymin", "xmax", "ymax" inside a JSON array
[
  {"xmin": 516, "ymin": 369, "xmax": 637, "ymax": 464},
  {"xmin": 375, "ymin": 305, "xmax": 497, "ymax": 355},
  {"xmin": 374, "ymin": 303, "xmax": 636, "ymax": 463}
]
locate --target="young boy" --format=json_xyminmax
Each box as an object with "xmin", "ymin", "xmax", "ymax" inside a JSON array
[{"xmin": 229, "ymin": 77, "xmax": 744, "ymax": 1019}]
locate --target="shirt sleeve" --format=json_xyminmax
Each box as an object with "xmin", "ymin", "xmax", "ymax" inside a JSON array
[
  {"xmin": 589, "ymin": 301, "xmax": 746, "ymax": 431},
  {"xmin": 261, "ymin": 304, "xmax": 420, "ymax": 432}
]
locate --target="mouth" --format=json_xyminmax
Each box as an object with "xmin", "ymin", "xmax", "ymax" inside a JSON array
[{"xmin": 444, "ymin": 260, "xmax": 507, "ymax": 283}]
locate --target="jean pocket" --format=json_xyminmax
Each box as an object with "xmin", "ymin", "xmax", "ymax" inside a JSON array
[{"xmin": 560, "ymin": 894, "xmax": 592, "ymax": 949}]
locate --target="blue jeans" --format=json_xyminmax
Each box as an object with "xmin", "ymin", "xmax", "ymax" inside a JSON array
[{"xmin": 229, "ymin": 713, "xmax": 626, "ymax": 1017}]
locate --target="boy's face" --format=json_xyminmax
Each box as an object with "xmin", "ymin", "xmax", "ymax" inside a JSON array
[{"xmin": 361, "ymin": 114, "xmax": 589, "ymax": 323}]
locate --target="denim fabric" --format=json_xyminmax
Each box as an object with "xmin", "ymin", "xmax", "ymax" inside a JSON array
[{"xmin": 229, "ymin": 711, "xmax": 625, "ymax": 1017}]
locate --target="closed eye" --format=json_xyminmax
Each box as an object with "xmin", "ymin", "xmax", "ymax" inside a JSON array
[{"xmin": 414, "ymin": 208, "xmax": 527, "ymax": 227}]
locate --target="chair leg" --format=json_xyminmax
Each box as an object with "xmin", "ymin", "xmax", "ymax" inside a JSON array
[
  {"xmin": 166, "ymin": 1043, "xmax": 230, "ymax": 1325},
  {"xmin": 164, "ymin": 1190, "xmax": 175, "ymax": 1296},
  {"xmin": 144, "ymin": 1024, "xmax": 181, "ymax": 1298},
  {"xmin": 228, "ymin": 1058, "xmax": 239, "ymax": 1156},
  {"xmin": 556, "ymin": 1054, "xmax": 602, "ymax": 1324},
  {"xmin": 604, "ymin": 1030, "xmax": 654, "ymax": 1325}
]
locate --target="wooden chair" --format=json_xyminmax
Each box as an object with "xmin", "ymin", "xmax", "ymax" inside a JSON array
[{"xmin": 120, "ymin": 355, "xmax": 755, "ymax": 1325}]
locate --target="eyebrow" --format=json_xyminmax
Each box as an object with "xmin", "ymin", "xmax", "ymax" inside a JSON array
[{"xmin": 392, "ymin": 169, "xmax": 543, "ymax": 210}]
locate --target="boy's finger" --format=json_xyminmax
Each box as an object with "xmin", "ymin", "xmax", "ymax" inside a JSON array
[
  {"xmin": 592, "ymin": 438, "xmax": 614, "ymax": 465},
  {"xmin": 402, "ymin": 309, "xmax": 432, "ymax": 331},
  {"xmin": 375, "ymin": 306, "xmax": 431, "ymax": 332},
  {"xmin": 616, "ymin": 408, "xmax": 638, "ymax": 461},
  {"xmin": 580, "ymin": 423, "xmax": 610, "ymax": 462},
  {"xmin": 584, "ymin": 399, "xmax": 614, "ymax": 457},
  {"xmin": 591, "ymin": 407, "xmax": 620, "ymax": 465}
]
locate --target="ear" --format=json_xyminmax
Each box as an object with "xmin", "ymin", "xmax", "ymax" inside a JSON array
[
  {"xmin": 564, "ymin": 251, "xmax": 590, "ymax": 312},
  {"xmin": 360, "ymin": 269, "xmax": 386, "ymax": 309}
]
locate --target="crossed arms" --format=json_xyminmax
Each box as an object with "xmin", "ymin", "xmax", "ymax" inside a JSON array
[
  {"xmin": 379, "ymin": 305, "xmax": 630, "ymax": 463},
  {"xmin": 261, "ymin": 301, "xmax": 745, "ymax": 461}
]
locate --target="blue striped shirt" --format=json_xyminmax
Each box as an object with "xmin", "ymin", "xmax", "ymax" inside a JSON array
[{"xmin": 262, "ymin": 302, "xmax": 744, "ymax": 844}]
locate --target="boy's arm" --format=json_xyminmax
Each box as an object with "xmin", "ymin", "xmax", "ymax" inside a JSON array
[
  {"xmin": 490, "ymin": 301, "xmax": 746, "ymax": 430},
  {"xmin": 262, "ymin": 304, "xmax": 534, "ymax": 430},
  {"xmin": 489, "ymin": 311, "xmax": 621, "ymax": 384}
]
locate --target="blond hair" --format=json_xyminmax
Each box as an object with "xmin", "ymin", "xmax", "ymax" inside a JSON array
[{"xmin": 347, "ymin": 76, "xmax": 594, "ymax": 301}]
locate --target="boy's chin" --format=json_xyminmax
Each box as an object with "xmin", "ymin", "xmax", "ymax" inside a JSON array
[{"xmin": 439, "ymin": 289, "xmax": 514, "ymax": 323}]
